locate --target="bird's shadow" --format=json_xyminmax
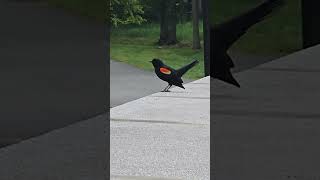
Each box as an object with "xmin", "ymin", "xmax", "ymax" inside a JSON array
[{"xmin": 158, "ymin": 91, "xmax": 188, "ymax": 94}]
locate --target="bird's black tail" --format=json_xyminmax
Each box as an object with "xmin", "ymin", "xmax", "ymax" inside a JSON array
[{"xmin": 177, "ymin": 60, "xmax": 199, "ymax": 77}]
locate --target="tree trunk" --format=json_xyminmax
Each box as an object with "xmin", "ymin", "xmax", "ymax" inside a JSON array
[
  {"xmin": 301, "ymin": 0, "xmax": 320, "ymax": 48},
  {"xmin": 158, "ymin": 0, "xmax": 178, "ymax": 45},
  {"xmin": 158, "ymin": 0, "xmax": 168, "ymax": 45},
  {"xmin": 192, "ymin": 0, "xmax": 201, "ymax": 49},
  {"xmin": 166, "ymin": 0, "xmax": 178, "ymax": 45},
  {"xmin": 198, "ymin": 0, "xmax": 202, "ymax": 17}
]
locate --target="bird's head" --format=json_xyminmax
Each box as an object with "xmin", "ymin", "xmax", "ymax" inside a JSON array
[{"xmin": 150, "ymin": 58, "xmax": 164, "ymax": 68}]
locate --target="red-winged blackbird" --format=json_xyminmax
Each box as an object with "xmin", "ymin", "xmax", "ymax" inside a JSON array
[
  {"xmin": 211, "ymin": 0, "xmax": 284, "ymax": 88},
  {"xmin": 150, "ymin": 59, "xmax": 199, "ymax": 92}
]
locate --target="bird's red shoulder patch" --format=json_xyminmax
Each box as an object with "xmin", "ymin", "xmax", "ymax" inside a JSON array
[{"xmin": 160, "ymin": 67, "xmax": 171, "ymax": 75}]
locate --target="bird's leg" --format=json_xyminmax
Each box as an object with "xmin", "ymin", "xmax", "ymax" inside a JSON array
[
  {"xmin": 161, "ymin": 84, "xmax": 170, "ymax": 92},
  {"xmin": 165, "ymin": 85, "xmax": 173, "ymax": 92}
]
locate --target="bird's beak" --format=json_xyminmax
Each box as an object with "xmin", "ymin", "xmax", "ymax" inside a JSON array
[{"xmin": 149, "ymin": 61, "xmax": 152, "ymax": 63}]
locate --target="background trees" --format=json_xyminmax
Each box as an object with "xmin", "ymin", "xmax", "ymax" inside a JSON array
[
  {"xmin": 110, "ymin": 0, "xmax": 146, "ymax": 26},
  {"xmin": 158, "ymin": 0, "xmax": 179, "ymax": 45},
  {"xmin": 111, "ymin": 0, "xmax": 203, "ymax": 47},
  {"xmin": 192, "ymin": 0, "xmax": 201, "ymax": 49},
  {"xmin": 110, "ymin": 0, "xmax": 205, "ymax": 79}
]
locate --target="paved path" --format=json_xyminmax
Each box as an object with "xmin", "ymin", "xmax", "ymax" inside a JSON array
[
  {"xmin": 212, "ymin": 45, "xmax": 320, "ymax": 180},
  {"xmin": 110, "ymin": 51, "xmax": 280, "ymax": 108},
  {"xmin": 111, "ymin": 60, "xmax": 176, "ymax": 108},
  {"xmin": 111, "ymin": 77, "xmax": 210, "ymax": 180}
]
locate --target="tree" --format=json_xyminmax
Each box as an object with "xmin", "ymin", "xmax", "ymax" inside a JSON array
[
  {"xmin": 158, "ymin": 0, "xmax": 178, "ymax": 45},
  {"xmin": 192, "ymin": 0, "xmax": 201, "ymax": 49},
  {"xmin": 167, "ymin": 0, "xmax": 178, "ymax": 44},
  {"xmin": 110, "ymin": 0, "xmax": 146, "ymax": 26},
  {"xmin": 159, "ymin": 0, "xmax": 169, "ymax": 45}
]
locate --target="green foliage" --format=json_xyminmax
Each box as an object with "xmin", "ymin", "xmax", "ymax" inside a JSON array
[
  {"xmin": 110, "ymin": 0, "xmax": 146, "ymax": 26},
  {"xmin": 137, "ymin": 0, "xmax": 193, "ymax": 23},
  {"xmin": 47, "ymin": 0, "xmax": 147, "ymax": 25}
]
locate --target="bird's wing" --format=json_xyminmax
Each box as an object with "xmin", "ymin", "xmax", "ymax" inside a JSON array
[
  {"xmin": 159, "ymin": 64, "xmax": 176, "ymax": 75},
  {"xmin": 213, "ymin": 0, "xmax": 284, "ymax": 49},
  {"xmin": 159, "ymin": 67, "xmax": 173, "ymax": 75},
  {"xmin": 162, "ymin": 65, "xmax": 184, "ymax": 83}
]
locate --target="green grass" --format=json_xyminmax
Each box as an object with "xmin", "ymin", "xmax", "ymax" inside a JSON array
[
  {"xmin": 210, "ymin": 0, "xmax": 302, "ymax": 56},
  {"xmin": 45, "ymin": 0, "xmax": 302, "ymax": 79},
  {"xmin": 111, "ymin": 44, "xmax": 204, "ymax": 79},
  {"xmin": 111, "ymin": 22, "xmax": 205, "ymax": 80}
]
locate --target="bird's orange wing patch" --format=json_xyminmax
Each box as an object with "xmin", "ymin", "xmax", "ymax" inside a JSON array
[{"xmin": 160, "ymin": 67, "xmax": 171, "ymax": 75}]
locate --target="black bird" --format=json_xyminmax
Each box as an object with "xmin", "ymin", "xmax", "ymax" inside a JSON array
[
  {"xmin": 211, "ymin": 0, "xmax": 284, "ymax": 87},
  {"xmin": 150, "ymin": 59, "xmax": 199, "ymax": 92}
]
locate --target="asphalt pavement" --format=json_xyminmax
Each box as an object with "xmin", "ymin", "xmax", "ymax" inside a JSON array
[{"xmin": 111, "ymin": 60, "xmax": 171, "ymax": 108}]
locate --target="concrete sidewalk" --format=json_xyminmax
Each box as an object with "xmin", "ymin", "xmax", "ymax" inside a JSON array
[
  {"xmin": 213, "ymin": 45, "xmax": 320, "ymax": 180},
  {"xmin": 111, "ymin": 77, "xmax": 210, "ymax": 180}
]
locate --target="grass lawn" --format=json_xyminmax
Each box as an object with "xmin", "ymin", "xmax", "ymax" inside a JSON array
[{"xmin": 111, "ymin": 22, "xmax": 205, "ymax": 79}]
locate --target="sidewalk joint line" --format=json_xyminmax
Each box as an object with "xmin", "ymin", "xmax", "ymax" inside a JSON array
[
  {"xmin": 110, "ymin": 119, "xmax": 208, "ymax": 126},
  {"xmin": 150, "ymin": 96, "xmax": 209, "ymax": 99},
  {"xmin": 188, "ymin": 82, "xmax": 209, "ymax": 84}
]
